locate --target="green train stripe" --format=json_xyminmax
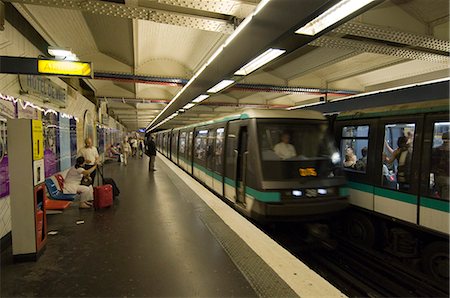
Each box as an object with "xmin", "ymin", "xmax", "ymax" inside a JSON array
[
  {"xmin": 194, "ymin": 165, "xmax": 280, "ymax": 202},
  {"xmin": 374, "ymin": 187, "xmax": 417, "ymax": 204},
  {"xmin": 420, "ymin": 197, "xmax": 449, "ymax": 213},
  {"xmin": 347, "ymin": 181, "xmax": 374, "ymax": 193},
  {"xmin": 245, "ymin": 187, "xmax": 281, "ymax": 202}
]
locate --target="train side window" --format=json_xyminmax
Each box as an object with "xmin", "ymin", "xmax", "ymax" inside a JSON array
[
  {"xmin": 382, "ymin": 123, "xmax": 415, "ymax": 191},
  {"xmin": 214, "ymin": 128, "xmax": 225, "ymax": 171},
  {"xmin": 194, "ymin": 129, "xmax": 208, "ymax": 161},
  {"xmin": 340, "ymin": 125, "xmax": 369, "ymax": 173},
  {"xmin": 179, "ymin": 132, "xmax": 186, "ymax": 154},
  {"xmin": 429, "ymin": 122, "xmax": 449, "ymax": 200}
]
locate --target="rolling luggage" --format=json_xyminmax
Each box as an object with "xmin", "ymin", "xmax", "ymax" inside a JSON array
[
  {"xmin": 94, "ymin": 184, "xmax": 113, "ymax": 209},
  {"xmin": 98, "ymin": 165, "xmax": 120, "ymax": 197}
]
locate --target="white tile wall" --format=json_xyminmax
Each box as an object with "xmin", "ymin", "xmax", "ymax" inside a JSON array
[{"xmin": 0, "ymin": 21, "xmax": 124, "ymax": 240}]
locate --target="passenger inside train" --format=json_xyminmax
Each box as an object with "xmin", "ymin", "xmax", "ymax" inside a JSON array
[{"xmin": 273, "ymin": 132, "xmax": 296, "ymax": 159}]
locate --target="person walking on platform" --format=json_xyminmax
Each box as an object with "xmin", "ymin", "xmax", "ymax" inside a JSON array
[
  {"xmin": 131, "ymin": 137, "xmax": 138, "ymax": 157},
  {"xmin": 121, "ymin": 137, "xmax": 132, "ymax": 166},
  {"xmin": 145, "ymin": 135, "xmax": 157, "ymax": 171},
  {"xmin": 77, "ymin": 137, "xmax": 99, "ymax": 184}
]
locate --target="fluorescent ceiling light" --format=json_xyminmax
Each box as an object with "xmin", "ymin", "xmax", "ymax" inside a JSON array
[
  {"xmin": 192, "ymin": 94, "xmax": 210, "ymax": 103},
  {"xmin": 207, "ymin": 80, "xmax": 235, "ymax": 93},
  {"xmin": 48, "ymin": 47, "xmax": 75, "ymax": 58},
  {"xmin": 183, "ymin": 103, "xmax": 195, "ymax": 110},
  {"xmin": 235, "ymin": 48, "xmax": 286, "ymax": 76},
  {"xmin": 295, "ymin": 0, "xmax": 376, "ymax": 36}
]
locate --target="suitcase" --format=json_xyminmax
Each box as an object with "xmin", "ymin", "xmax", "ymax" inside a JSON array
[
  {"xmin": 94, "ymin": 184, "xmax": 113, "ymax": 209},
  {"xmin": 97, "ymin": 166, "xmax": 120, "ymax": 198}
]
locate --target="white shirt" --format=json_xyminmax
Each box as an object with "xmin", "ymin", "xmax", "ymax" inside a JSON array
[
  {"xmin": 273, "ymin": 142, "xmax": 296, "ymax": 159},
  {"xmin": 78, "ymin": 146, "xmax": 99, "ymax": 165},
  {"xmin": 63, "ymin": 166, "xmax": 84, "ymax": 193},
  {"xmin": 131, "ymin": 139, "xmax": 138, "ymax": 148}
]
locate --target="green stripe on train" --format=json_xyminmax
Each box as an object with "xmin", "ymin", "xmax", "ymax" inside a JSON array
[
  {"xmin": 374, "ymin": 187, "xmax": 417, "ymax": 204},
  {"xmin": 420, "ymin": 197, "xmax": 449, "ymax": 213},
  {"xmin": 348, "ymin": 181, "xmax": 374, "ymax": 193},
  {"xmin": 347, "ymin": 181, "xmax": 417, "ymax": 204}
]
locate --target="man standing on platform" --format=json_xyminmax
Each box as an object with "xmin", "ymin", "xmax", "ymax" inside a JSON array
[
  {"xmin": 78, "ymin": 137, "xmax": 99, "ymax": 184},
  {"xmin": 145, "ymin": 135, "xmax": 157, "ymax": 171}
]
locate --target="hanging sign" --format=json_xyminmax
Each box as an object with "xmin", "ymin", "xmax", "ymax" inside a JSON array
[
  {"xmin": 19, "ymin": 75, "xmax": 67, "ymax": 107},
  {"xmin": 37, "ymin": 60, "xmax": 92, "ymax": 77}
]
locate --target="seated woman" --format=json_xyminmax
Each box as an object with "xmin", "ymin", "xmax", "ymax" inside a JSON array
[
  {"xmin": 107, "ymin": 143, "xmax": 121, "ymax": 161},
  {"xmin": 63, "ymin": 156, "xmax": 97, "ymax": 209}
]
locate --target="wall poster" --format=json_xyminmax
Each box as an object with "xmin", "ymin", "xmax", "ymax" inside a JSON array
[
  {"xmin": 0, "ymin": 99, "xmax": 16, "ymax": 199},
  {"xmin": 70, "ymin": 118, "xmax": 77, "ymax": 166},
  {"xmin": 42, "ymin": 112, "xmax": 60, "ymax": 178}
]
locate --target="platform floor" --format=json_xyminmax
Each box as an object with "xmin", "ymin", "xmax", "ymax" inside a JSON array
[{"xmin": 1, "ymin": 156, "xmax": 297, "ymax": 297}]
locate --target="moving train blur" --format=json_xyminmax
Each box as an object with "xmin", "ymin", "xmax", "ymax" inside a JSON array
[{"xmin": 155, "ymin": 109, "xmax": 348, "ymax": 221}]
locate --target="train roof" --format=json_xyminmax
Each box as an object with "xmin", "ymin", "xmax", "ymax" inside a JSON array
[
  {"xmin": 158, "ymin": 109, "xmax": 325, "ymax": 132},
  {"xmin": 336, "ymin": 99, "xmax": 449, "ymax": 120}
]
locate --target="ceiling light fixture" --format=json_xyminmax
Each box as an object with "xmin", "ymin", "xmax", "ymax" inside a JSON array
[
  {"xmin": 234, "ymin": 48, "xmax": 286, "ymax": 76},
  {"xmin": 183, "ymin": 103, "xmax": 195, "ymax": 110},
  {"xmin": 192, "ymin": 94, "xmax": 210, "ymax": 103},
  {"xmin": 48, "ymin": 47, "xmax": 78, "ymax": 60},
  {"xmin": 146, "ymin": 0, "xmax": 273, "ymax": 131},
  {"xmin": 295, "ymin": 0, "xmax": 377, "ymax": 36},
  {"xmin": 207, "ymin": 80, "xmax": 235, "ymax": 93}
]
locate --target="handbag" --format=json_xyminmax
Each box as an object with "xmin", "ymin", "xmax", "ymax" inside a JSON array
[{"xmin": 80, "ymin": 175, "xmax": 92, "ymax": 186}]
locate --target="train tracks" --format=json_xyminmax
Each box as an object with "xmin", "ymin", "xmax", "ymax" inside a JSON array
[{"xmin": 266, "ymin": 224, "xmax": 448, "ymax": 297}]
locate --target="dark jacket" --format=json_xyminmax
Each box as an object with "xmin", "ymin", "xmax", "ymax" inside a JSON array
[{"xmin": 145, "ymin": 138, "xmax": 157, "ymax": 156}]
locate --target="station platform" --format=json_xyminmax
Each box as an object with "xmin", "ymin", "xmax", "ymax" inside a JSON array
[{"xmin": 1, "ymin": 155, "xmax": 344, "ymax": 297}]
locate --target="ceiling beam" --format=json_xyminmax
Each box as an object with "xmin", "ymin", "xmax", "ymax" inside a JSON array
[{"xmin": 4, "ymin": 0, "xmax": 235, "ymax": 33}]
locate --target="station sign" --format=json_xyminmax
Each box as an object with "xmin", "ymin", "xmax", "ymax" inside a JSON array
[
  {"xmin": 19, "ymin": 75, "xmax": 67, "ymax": 107},
  {"xmin": 0, "ymin": 56, "xmax": 93, "ymax": 78},
  {"xmin": 37, "ymin": 60, "xmax": 91, "ymax": 77}
]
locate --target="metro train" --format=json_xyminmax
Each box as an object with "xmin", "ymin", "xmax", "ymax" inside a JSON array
[
  {"xmin": 332, "ymin": 99, "xmax": 449, "ymax": 282},
  {"xmin": 154, "ymin": 109, "xmax": 348, "ymax": 222}
]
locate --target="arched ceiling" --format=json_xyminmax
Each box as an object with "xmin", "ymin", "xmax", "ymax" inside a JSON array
[{"xmin": 8, "ymin": 0, "xmax": 449, "ymax": 130}]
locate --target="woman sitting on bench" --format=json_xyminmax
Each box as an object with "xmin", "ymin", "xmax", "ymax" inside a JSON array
[{"xmin": 63, "ymin": 156, "xmax": 97, "ymax": 209}]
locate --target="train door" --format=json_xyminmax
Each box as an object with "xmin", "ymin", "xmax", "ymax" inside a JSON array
[
  {"xmin": 236, "ymin": 126, "xmax": 249, "ymax": 206},
  {"xmin": 375, "ymin": 116, "xmax": 423, "ymax": 225},
  {"xmin": 418, "ymin": 113, "xmax": 449, "ymax": 234},
  {"xmin": 212, "ymin": 127, "xmax": 225, "ymax": 195},
  {"xmin": 205, "ymin": 128, "xmax": 215, "ymax": 188},
  {"xmin": 187, "ymin": 130, "xmax": 194, "ymax": 174},
  {"xmin": 224, "ymin": 121, "xmax": 249, "ymax": 205}
]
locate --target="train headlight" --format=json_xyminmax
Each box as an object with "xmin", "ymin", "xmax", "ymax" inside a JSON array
[
  {"xmin": 331, "ymin": 152, "xmax": 341, "ymax": 164},
  {"xmin": 292, "ymin": 190, "xmax": 303, "ymax": 197},
  {"xmin": 318, "ymin": 188, "xmax": 327, "ymax": 195}
]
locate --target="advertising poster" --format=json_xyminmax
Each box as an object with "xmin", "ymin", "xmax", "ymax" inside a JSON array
[
  {"xmin": 70, "ymin": 118, "xmax": 77, "ymax": 165},
  {"xmin": 97, "ymin": 126, "xmax": 105, "ymax": 155},
  {"xmin": 0, "ymin": 120, "xmax": 9, "ymax": 198},
  {"xmin": 42, "ymin": 112, "xmax": 60, "ymax": 177},
  {"xmin": 59, "ymin": 115, "xmax": 71, "ymax": 171},
  {"xmin": 0, "ymin": 99, "xmax": 16, "ymax": 199}
]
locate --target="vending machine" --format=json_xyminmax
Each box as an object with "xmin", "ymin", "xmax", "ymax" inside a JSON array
[{"xmin": 8, "ymin": 119, "xmax": 47, "ymax": 261}]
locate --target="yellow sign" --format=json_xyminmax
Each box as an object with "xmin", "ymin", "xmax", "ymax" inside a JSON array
[
  {"xmin": 38, "ymin": 60, "xmax": 92, "ymax": 77},
  {"xmin": 32, "ymin": 120, "xmax": 44, "ymax": 160},
  {"xmin": 299, "ymin": 168, "xmax": 317, "ymax": 177}
]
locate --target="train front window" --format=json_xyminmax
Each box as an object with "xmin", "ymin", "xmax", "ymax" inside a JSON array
[
  {"xmin": 258, "ymin": 122, "xmax": 340, "ymax": 180},
  {"xmin": 429, "ymin": 122, "xmax": 449, "ymax": 200}
]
